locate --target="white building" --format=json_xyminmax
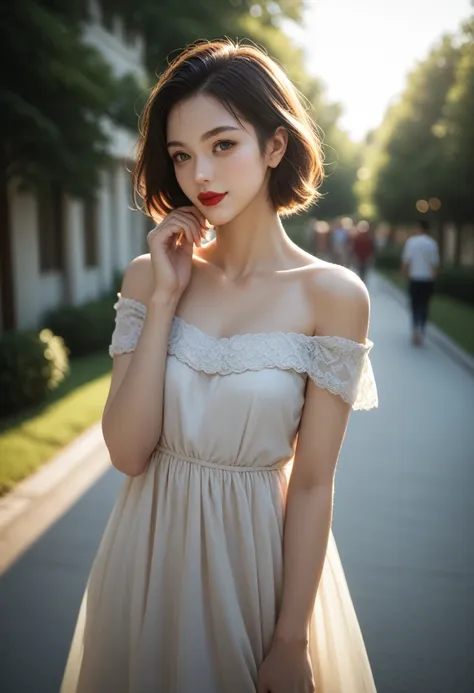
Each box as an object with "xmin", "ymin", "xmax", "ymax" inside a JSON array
[{"xmin": 1, "ymin": 2, "xmax": 150, "ymax": 332}]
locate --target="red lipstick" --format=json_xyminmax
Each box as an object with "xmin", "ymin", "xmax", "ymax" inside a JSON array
[{"xmin": 198, "ymin": 191, "xmax": 227, "ymax": 207}]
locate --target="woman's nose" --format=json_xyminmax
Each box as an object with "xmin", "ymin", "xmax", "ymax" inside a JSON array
[{"xmin": 194, "ymin": 157, "xmax": 213, "ymax": 184}]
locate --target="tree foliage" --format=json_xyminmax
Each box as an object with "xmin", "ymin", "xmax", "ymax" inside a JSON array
[
  {"xmin": 98, "ymin": 0, "xmax": 305, "ymax": 73},
  {"xmin": 437, "ymin": 18, "xmax": 474, "ymax": 221},
  {"xmin": 0, "ymin": 0, "xmax": 117, "ymax": 197},
  {"xmin": 358, "ymin": 15, "xmax": 474, "ymax": 226}
]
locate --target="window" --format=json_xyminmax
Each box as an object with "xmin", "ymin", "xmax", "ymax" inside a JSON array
[
  {"xmin": 83, "ymin": 198, "xmax": 99, "ymax": 267},
  {"xmin": 38, "ymin": 182, "xmax": 64, "ymax": 272}
]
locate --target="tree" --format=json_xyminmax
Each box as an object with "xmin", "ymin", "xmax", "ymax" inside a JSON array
[
  {"xmin": 0, "ymin": 1, "xmax": 119, "ymax": 197},
  {"xmin": 315, "ymin": 125, "xmax": 359, "ymax": 219},
  {"xmin": 97, "ymin": 0, "xmax": 306, "ymax": 74},
  {"xmin": 0, "ymin": 0, "xmax": 119, "ymax": 328},
  {"xmin": 358, "ymin": 33, "xmax": 461, "ymax": 226},
  {"xmin": 436, "ymin": 17, "xmax": 474, "ymax": 224},
  {"xmin": 109, "ymin": 73, "xmax": 150, "ymax": 133},
  {"xmin": 357, "ymin": 12, "xmax": 474, "ymax": 268}
]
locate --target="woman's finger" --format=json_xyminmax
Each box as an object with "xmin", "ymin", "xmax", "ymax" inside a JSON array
[
  {"xmin": 149, "ymin": 218, "xmax": 192, "ymax": 248},
  {"xmin": 171, "ymin": 216, "xmax": 195, "ymax": 246},
  {"xmin": 178, "ymin": 205, "xmax": 209, "ymax": 229},
  {"xmin": 170, "ymin": 215, "xmax": 199, "ymax": 248},
  {"xmin": 179, "ymin": 205, "xmax": 207, "ymax": 226},
  {"xmin": 172, "ymin": 210, "xmax": 202, "ymax": 246},
  {"xmin": 165, "ymin": 211, "xmax": 199, "ymax": 246}
]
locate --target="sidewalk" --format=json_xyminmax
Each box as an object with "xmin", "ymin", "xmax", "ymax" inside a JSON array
[
  {"xmin": 377, "ymin": 272, "xmax": 474, "ymax": 376},
  {"xmin": 0, "ymin": 423, "xmax": 110, "ymax": 574},
  {"xmin": 0, "ymin": 271, "xmax": 473, "ymax": 693}
]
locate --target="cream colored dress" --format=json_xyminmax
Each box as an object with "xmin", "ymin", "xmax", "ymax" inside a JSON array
[{"xmin": 61, "ymin": 295, "xmax": 378, "ymax": 693}]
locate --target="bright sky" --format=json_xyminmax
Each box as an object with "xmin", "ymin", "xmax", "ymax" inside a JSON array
[{"xmin": 284, "ymin": 0, "xmax": 472, "ymax": 141}]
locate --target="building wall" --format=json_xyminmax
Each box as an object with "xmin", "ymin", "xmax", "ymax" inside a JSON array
[
  {"xmin": 9, "ymin": 181, "xmax": 65, "ymax": 330},
  {"xmin": 82, "ymin": 1, "xmax": 147, "ymax": 82},
  {"xmin": 4, "ymin": 6, "xmax": 150, "ymax": 333},
  {"xmin": 9, "ymin": 166, "xmax": 146, "ymax": 330},
  {"xmin": 63, "ymin": 197, "xmax": 103, "ymax": 306}
]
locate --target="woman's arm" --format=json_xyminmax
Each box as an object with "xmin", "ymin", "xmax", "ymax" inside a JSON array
[
  {"xmin": 103, "ymin": 206, "xmax": 205, "ymax": 477},
  {"xmin": 273, "ymin": 274, "xmax": 370, "ymax": 645},
  {"xmin": 102, "ymin": 255, "xmax": 178, "ymax": 476}
]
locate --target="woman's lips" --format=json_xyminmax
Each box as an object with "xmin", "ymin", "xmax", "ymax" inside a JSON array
[{"xmin": 198, "ymin": 192, "xmax": 227, "ymax": 207}]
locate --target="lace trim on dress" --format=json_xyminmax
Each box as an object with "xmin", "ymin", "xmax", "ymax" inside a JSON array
[
  {"xmin": 109, "ymin": 295, "xmax": 378, "ymax": 411},
  {"xmin": 109, "ymin": 296, "xmax": 146, "ymax": 358}
]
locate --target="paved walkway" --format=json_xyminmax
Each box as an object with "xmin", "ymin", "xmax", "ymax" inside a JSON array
[{"xmin": 0, "ymin": 272, "xmax": 473, "ymax": 693}]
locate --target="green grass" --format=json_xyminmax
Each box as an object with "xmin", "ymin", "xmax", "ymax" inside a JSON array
[
  {"xmin": 0, "ymin": 353, "xmax": 112, "ymax": 497},
  {"xmin": 381, "ymin": 270, "xmax": 474, "ymax": 357}
]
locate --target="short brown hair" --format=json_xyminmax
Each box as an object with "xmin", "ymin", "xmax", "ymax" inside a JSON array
[{"xmin": 134, "ymin": 39, "xmax": 324, "ymax": 219}]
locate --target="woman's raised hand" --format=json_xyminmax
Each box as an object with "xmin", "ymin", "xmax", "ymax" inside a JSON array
[{"xmin": 147, "ymin": 206, "xmax": 209, "ymax": 300}]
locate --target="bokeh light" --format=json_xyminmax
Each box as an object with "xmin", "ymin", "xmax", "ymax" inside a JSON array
[
  {"xmin": 341, "ymin": 216, "xmax": 354, "ymax": 230},
  {"xmin": 357, "ymin": 167, "xmax": 370, "ymax": 181},
  {"xmin": 315, "ymin": 221, "xmax": 330, "ymax": 234},
  {"xmin": 416, "ymin": 199, "xmax": 429, "ymax": 213},
  {"xmin": 357, "ymin": 220, "xmax": 370, "ymax": 233}
]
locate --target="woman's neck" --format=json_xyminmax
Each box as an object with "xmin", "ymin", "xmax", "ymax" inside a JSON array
[{"xmin": 208, "ymin": 197, "xmax": 292, "ymax": 281}]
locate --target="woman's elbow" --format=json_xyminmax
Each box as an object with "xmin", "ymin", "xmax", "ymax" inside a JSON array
[
  {"xmin": 108, "ymin": 449, "xmax": 149, "ymax": 477},
  {"xmin": 102, "ymin": 428, "xmax": 149, "ymax": 477},
  {"xmin": 101, "ymin": 414, "xmax": 159, "ymax": 477}
]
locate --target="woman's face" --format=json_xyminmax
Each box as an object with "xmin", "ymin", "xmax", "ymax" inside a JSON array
[{"xmin": 166, "ymin": 94, "xmax": 271, "ymax": 225}]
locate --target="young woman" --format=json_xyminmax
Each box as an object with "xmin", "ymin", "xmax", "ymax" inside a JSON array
[{"xmin": 61, "ymin": 39, "xmax": 378, "ymax": 693}]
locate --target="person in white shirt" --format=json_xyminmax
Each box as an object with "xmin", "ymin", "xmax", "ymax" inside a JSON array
[{"xmin": 401, "ymin": 219, "xmax": 440, "ymax": 346}]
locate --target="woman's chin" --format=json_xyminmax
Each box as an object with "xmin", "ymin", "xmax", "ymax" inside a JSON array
[{"xmin": 202, "ymin": 207, "xmax": 236, "ymax": 227}]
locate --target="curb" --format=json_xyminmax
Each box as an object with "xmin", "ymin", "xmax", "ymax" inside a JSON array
[
  {"xmin": 0, "ymin": 422, "xmax": 110, "ymax": 574},
  {"xmin": 376, "ymin": 272, "xmax": 474, "ymax": 377}
]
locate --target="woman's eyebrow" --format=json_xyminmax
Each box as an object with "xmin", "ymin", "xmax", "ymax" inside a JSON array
[{"xmin": 167, "ymin": 125, "xmax": 240, "ymax": 148}]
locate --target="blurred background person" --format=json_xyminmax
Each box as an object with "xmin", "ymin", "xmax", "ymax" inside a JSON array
[
  {"xmin": 351, "ymin": 220, "xmax": 375, "ymax": 284},
  {"xmin": 401, "ymin": 219, "xmax": 440, "ymax": 346},
  {"xmin": 331, "ymin": 217, "xmax": 351, "ymax": 266}
]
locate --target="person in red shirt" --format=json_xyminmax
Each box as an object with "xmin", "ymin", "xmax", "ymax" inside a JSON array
[{"xmin": 351, "ymin": 221, "xmax": 374, "ymax": 284}]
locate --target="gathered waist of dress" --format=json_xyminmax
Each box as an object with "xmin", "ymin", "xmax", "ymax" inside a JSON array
[{"xmin": 154, "ymin": 445, "xmax": 291, "ymax": 473}]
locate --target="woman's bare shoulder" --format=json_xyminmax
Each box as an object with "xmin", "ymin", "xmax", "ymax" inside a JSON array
[
  {"xmin": 308, "ymin": 260, "xmax": 366, "ymax": 295},
  {"xmin": 120, "ymin": 254, "xmax": 154, "ymax": 305},
  {"xmin": 304, "ymin": 262, "xmax": 370, "ymax": 342}
]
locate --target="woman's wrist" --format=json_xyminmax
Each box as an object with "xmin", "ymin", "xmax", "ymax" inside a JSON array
[
  {"xmin": 272, "ymin": 630, "xmax": 309, "ymax": 650},
  {"xmin": 148, "ymin": 290, "xmax": 180, "ymax": 314}
]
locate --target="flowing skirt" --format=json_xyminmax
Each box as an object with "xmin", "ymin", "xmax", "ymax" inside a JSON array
[{"xmin": 61, "ymin": 451, "xmax": 376, "ymax": 692}]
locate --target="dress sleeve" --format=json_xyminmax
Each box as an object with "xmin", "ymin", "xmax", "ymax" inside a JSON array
[
  {"xmin": 305, "ymin": 336, "xmax": 378, "ymax": 411},
  {"xmin": 109, "ymin": 295, "xmax": 147, "ymax": 357}
]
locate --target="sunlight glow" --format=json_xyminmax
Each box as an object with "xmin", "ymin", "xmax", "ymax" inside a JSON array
[{"xmin": 283, "ymin": 0, "xmax": 472, "ymax": 140}]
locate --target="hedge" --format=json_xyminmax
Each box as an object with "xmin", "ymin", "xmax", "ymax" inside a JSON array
[
  {"xmin": 0, "ymin": 329, "xmax": 69, "ymax": 418},
  {"xmin": 44, "ymin": 297, "xmax": 116, "ymax": 357}
]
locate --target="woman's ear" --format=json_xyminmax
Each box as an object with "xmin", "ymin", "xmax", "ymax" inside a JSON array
[{"xmin": 266, "ymin": 127, "xmax": 288, "ymax": 168}]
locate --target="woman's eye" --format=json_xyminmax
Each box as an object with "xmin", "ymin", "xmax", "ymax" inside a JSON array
[
  {"xmin": 171, "ymin": 142, "xmax": 234, "ymax": 162},
  {"xmin": 214, "ymin": 140, "xmax": 235, "ymax": 152},
  {"xmin": 172, "ymin": 152, "xmax": 190, "ymax": 163}
]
